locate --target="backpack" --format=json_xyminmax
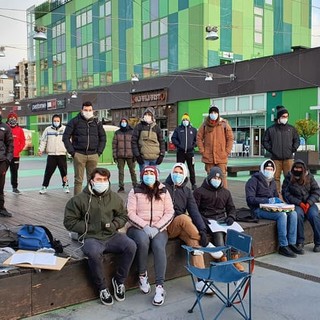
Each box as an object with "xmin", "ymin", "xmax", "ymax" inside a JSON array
[
  {"xmin": 0, "ymin": 224, "xmax": 19, "ymax": 248},
  {"xmin": 235, "ymin": 207, "xmax": 259, "ymax": 223},
  {"xmin": 17, "ymin": 225, "xmax": 64, "ymax": 253}
]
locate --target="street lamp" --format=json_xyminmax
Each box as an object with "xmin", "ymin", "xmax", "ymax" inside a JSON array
[
  {"xmin": 0, "ymin": 47, "xmax": 5, "ymax": 57},
  {"xmin": 33, "ymin": 26, "xmax": 47, "ymax": 41},
  {"xmin": 205, "ymin": 26, "xmax": 219, "ymax": 41}
]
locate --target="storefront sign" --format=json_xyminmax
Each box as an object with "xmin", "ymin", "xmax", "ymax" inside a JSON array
[
  {"xmin": 131, "ymin": 89, "xmax": 167, "ymax": 108},
  {"xmin": 30, "ymin": 101, "xmax": 47, "ymax": 112},
  {"xmin": 30, "ymin": 98, "xmax": 66, "ymax": 112}
]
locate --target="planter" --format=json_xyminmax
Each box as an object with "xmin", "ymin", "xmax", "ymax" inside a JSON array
[{"xmin": 294, "ymin": 151, "xmax": 319, "ymax": 166}]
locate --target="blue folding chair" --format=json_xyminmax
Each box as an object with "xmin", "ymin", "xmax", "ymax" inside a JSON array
[{"xmin": 182, "ymin": 229, "xmax": 254, "ymax": 320}]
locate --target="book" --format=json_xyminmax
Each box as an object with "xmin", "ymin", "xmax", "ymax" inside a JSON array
[
  {"xmin": 259, "ymin": 203, "xmax": 295, "ymax": 212},
  {"xmin": 208, "ymin": 219, "xmax": 244, "ymax": 234},
  {"xmin": 9, "ymin": 252, "xmax": 57, "ymax": 266}
]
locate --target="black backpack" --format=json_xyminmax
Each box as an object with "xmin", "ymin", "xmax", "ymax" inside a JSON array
[{"xmin": 235, "ymin": 207, "xmax": 259, "ymax": 223}]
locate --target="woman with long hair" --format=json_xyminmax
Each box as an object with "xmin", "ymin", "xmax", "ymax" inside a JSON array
[{"xmin": 126, "ymin": 166, "xmax": 174, "ymax": 306}]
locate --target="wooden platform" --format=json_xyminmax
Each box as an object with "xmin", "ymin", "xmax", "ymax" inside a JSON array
[{"xmin": 0, "ymin": 182, "xmax": 314, "ymax": 320}]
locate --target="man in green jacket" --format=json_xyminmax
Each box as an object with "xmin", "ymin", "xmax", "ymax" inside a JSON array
[{"xmin": 64, "ymin": 167, "xmax": 137, "ymax": 306}]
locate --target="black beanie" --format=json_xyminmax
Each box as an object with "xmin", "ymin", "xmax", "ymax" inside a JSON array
[
  {"xmin": 263, "ymin": 160, "xmax": 275, "ymax": 170},
  {"xmin": 209, "ymin": 105, "xmax": 219, "ymax": 114},
  {"xmin": 276, "ymin": 105, "xmax": 289, "ymax": 119}
]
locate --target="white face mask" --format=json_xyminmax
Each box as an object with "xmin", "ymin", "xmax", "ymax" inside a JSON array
[
  {"xmin": 263, "ymin": 170, "xmax": 274, "ymax": 180},
  {"xmin": 279, "ymin": 118, "xmax": 288, "ymax": 125},
  {"xmin": 182, "ymin": 120, "xmax": 189, "ymax": 127},
  {"xmin": 210, "ymin": 179, "xmax": 221, "ymax": 188},
  {"xmin": 209, "ymin": 113, "xmax": 218, "ymax": 121},
  {"xmin": 92, "ymin": 181, "xmax": 109, "ymax": 194},
  {"xmin": 143, "ymin": 115, "xmax": 153, "ymax": 124},
  {"xmin": 82, "ymin": 111, "xmax": 94, "ymax": 120},
  {"xmin": 53, "ymin": 121, "xmax": 60, "ymax": 128}
]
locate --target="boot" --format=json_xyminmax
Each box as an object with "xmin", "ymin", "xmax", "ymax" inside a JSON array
[{"xmin": 231, "ymin": 254, "xmax": 245, "ymax": 272}]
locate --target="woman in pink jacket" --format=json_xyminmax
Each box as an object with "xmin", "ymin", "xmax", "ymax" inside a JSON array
[{"xmin": 127, "ymin": 165, "xmax": 174, "ymax": 307}]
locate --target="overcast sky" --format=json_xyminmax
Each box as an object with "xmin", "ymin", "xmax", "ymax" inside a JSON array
[{"xmin": 0, "ymin": 0, "xmax": 44, "ymax": 70}]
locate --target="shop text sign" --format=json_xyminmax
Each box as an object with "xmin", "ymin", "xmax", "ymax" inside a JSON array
[
  {"xmin": 131, "ymin": 89, "xmax": 167, "ymax": 107},
  {"xmin": 30, "ymin": 99, "xmax": 66, "ymax": 112}
]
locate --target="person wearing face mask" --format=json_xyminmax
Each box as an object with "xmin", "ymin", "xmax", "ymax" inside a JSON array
[
  {"xmin": 126, "ymin": 166, "xmax": 174, "ymax": 306},
  {"xmin": 193, "ymin": 166, "xmax": 244, "ymax": 271},
  {"xmin": 196, "ymin": 105, "xmax": 234, "ymax": 188},
  {"xmin": 63, "ymin": 101, "xmax": 106, "ymax": 195},
  {"xmin": 282, "ymin": 160, "xmax": 320, "ymax": 253},
  {"xmin": 164, "ymin": 163, "xmax": 219, "ymax": 293},
  {"xmin": 262, "ymin": 105, "xmax": 300, "ymax": 194},
  {"xmin": 38, "ymin": 114, "xmax": 69, "ymax": 194},
  {"xmin": 6, "ymin": 112, "xmax": 25, "ymax": 195},
  {"xmin": 171, "ymin": 113, "xmax": 198, "ymax": 190},
  {"xmin": 131, "ymin": 107, "xmax": 165, "ymax": 172},
  {"xmin": 245, "ymin": 159, "xmax": 303, "ymax": 258},
  {"xmin": 64, "ymin": 167, "xmax": 137, "ymax": 307},
  {"xmin": 112, "ymin": 118, "xmax": 137, "ymax": 193}
]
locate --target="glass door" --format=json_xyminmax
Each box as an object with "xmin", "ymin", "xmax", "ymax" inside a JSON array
[{"xmin": 252, "ymin": 128, "xmax": 265, "ymax": 156}]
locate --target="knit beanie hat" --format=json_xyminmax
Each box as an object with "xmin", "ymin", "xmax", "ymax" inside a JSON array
[
  {"xmin": 207, "ymin": 166, "xmax": 223, "ymax": 181},
  {"xmin": 209, "ymin": 105, "xmax": 219, "ymax": 114},
  {"xmin": 260, "ymin": 159, "xmax": 275, "ymax": 172},
  {"xmin": 181, "ymin": 113, "xmax": 190, "ymax": 121},
  {"xmin": 7, "ymin": 112, "xmax": 18, "ymax": 120},
  {"xmin": 276, "ymin": 105, "xmax": 289, "ymax": 119},
  {"xmin": 143, "ymin": 107, "xmax": 155, "ymax": 118},
  {"xmin": 141, "ymin": 165, "xmax": 159, "ymax": 181}
]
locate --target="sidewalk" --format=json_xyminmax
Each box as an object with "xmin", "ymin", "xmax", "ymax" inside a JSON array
[{"xmin": 25, "ymin": 244, "xmax": 320, "ymax": 320}]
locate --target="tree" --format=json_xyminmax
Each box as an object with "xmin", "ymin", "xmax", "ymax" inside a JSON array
[{"xmin": 295, "ymin": 119, "xmax": 319, "ymax": 151}]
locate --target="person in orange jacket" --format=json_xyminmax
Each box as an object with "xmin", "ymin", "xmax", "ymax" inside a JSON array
[{"xmin": 6, "ymin": 112, "xmax": 25, "ymax": 194}]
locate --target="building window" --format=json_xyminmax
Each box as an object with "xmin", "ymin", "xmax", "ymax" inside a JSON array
[{"xmin": 254, "ymin": 7, "xmax": 263, "ymax": 45}]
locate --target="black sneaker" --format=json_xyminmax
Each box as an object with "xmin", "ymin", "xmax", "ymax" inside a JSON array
[
  {"xmin": 117, "ymin": 187, "xmax": 125, "ymax": 193},
  {"xmin": 313, "ymin": 244, "xmax": 320, "ymax": 253},
  {"xmin": 0, "ymin": 208, "xmax": 12, "ymax": 217},
  {"xmin": 12, "ymin": 188, "xmax": 22, "ymax": 194},
  {"xmin": 99, "ymin": 288, "xmax": 114, "ymax": 306},
  {"xmin": 279, "ymin": 246, "xmax": 297, "ymax": 258},
  {"xmin": 112, "ymin": 277, "xmax": 125, "ymax": 302},
  {"xmin": 289, "ymin": 244, "xmax": 304, "ymax": 255}
]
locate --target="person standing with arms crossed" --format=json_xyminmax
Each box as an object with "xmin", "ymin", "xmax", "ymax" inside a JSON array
[
  {"xmin": 63, "ymin": 101, "xmax": 106, "ymax": 195},
  {"xmin": 6, "ymin": 112, "xmax": 25, "ymax": 195},
  {"xmin": 38, "ymin": 114, "xmax": 70, "ymax": 194},
  {"xmin": 196, "ymin": 105, "xmax": 233, "ymax": 188},
  {"xmin": 171, "ymin": 113, "xmax": 198, "ymax": 190}
]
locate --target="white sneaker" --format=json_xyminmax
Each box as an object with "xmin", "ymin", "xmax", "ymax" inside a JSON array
[
  {"xmin": 152, "ymin": 285, "xmax": 166, "ymax": 306},
  {"xmin": 64, "ymin": 185, "xmax": 70, "ymax": 193},
  {"xmin": 139, "ymin": 272, "xmax": 151, "ymax": 294},
  {"xmin": 206, "ymin": 242, "xmax": 224, "ymax": 259},
  {"xmin": 39, "ymin": 187, "xmax": 47, "ymax": 194},
  {"xmin": 195, "ymin": 280, "xmax": 215, "ymax": 295}
]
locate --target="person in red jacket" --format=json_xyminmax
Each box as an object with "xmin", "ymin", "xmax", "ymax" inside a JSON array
[{"xmin": 6, "ymin": 112, "xmax": 26, "ymax": 194}]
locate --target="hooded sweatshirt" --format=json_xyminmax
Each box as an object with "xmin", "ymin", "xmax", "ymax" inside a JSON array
[
  {"xmin": 245, "ymin": 159, "xmax": 278, "ymax": 211},
  {"xmin": 112, "ymin": 118, "xmax": 134, "ymax": 159},
  {"xmin": 193, "ymin": 166, "xmax": 236, "ymax": 221},
  {"xmin": 164, "ymin": 163, "xmax": 206, "ymax": 232},
  {"xmin": 39, "ymin": 114, "xmax": 67, "ymax": 155}
]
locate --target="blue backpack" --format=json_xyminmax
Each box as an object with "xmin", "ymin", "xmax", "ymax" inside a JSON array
[{"xmin": 17, "ymin": 225, "xmax": 52, "ymax": 251}]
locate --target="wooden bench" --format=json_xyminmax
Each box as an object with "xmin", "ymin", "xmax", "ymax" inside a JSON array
[
  {"xmin": 308, "ymin": 164, "xmax": 320, "ymax": 174},
  {"xmin": 227, "ymin": 165, "xmax": 260, "ymax": 177}
]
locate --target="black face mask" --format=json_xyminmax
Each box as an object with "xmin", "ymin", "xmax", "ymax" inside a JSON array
[{"xmin": 292, "ymin": 170, "xmax": 303, "ymax": 179}]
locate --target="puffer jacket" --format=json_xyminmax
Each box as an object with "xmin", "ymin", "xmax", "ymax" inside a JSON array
[
  {"xmin": 131, "ymin": 121, "xmax": 165, "ymax": 160},
  {"xmin": 62, "ymin": 113, "xmax": 106, "ymax": 156},
  {"xmin": 127, "ymin": 183, "xmax": 174, "ymax": 231},
  {"xmin": 171, "ymin": 123, "xmax": 197, "ymax": 153},
  {"xmin": 245, "ymin": 172, "xmax": 278, "ymax": 210},
  {"xmin": 112, "ymin": 122, "xmax": 134, "ymax": 159},
  {"xmin": 10, "ymin": 125, "xmax": 25, "ymax": 158},
  {"xmin": 164, "ymin": 174, "xmax": 206, "ymax": 232},
  {"xmin": 262, "ymin": 123, "xmax": 300, "ymax": 160},
  {"xmin": 196, "ymin": 117, "xmax": 233, "ymax": 164},
  {"xmin": 39, "ymin": 125, "xmax": 67, "ymax": 155},
  {"xmin": 64, "ymin": 185, "xmax": 128, "ymax": 240},
  {"xmin": 0, "ymin": 122, "xmax": 13, "ymax": 162},
  {"xmin": 193, "ymin": 178, "xmax": 236, "ymax": 221}
]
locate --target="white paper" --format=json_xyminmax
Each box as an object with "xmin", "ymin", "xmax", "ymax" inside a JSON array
[
  {"xmin": 208, "ymin": 220, "xmax": 244, "ymax": 234},
  {"xmin": 259, "ymin": 203, "xmax": 295, "ymax": 212},
  {"xmin": 9, "ymin": 252, "xmax": 57, "ymax": 266}
]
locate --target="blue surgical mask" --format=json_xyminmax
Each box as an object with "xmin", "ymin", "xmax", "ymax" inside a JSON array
[
  {"xmin": 172, "ymin": 173, "xmax": 184, "ymax": 185},
  {"xmin": 263, "ymin": 170, "xmax": 274, "ymax": 180},
  {"xmin": 143, "ymin": 175, "xmax": 156, "ymax": 186},
  {"xmin": 53, "ymin": 121, "xmax": 60, "ymax": 128},
  {"xmin": 182, "ymin": 120, "xmax": 189, "ymax": 127},
  {"xmin": 120, "ymin": 122, "xmax": 127, "ymax": 128},
  {"xmin": 92, "ymin": 181, "xmax": 109, "ymax": 194},
  {"xmin": 209, "ymin": 113, "xmax": 218, "ymax": 121},
  {"xmin": 210, "ymin": 179, "xmax": 221, "ymax": 188}
]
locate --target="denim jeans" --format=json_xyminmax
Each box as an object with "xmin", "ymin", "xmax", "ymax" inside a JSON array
[
  {"xmin": 138, "ymin": 159, "xmax": 157, "ymax": 173},
  {"xmin": 127, "ymin": 227, "xmax": 168, "ymax": 286},
  {"xmin": 254, "ymin": 208, "xmax": 297, "ymax": 247},
  {"xmin": 82, "ymin": 233, "xmax": 137, "ymax": 291},
  {"xmin": 296, "ymin": 204, "xmax": 320, "ymax": 245}
]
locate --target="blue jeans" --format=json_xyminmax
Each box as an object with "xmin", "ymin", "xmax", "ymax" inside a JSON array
[
  {"xmin": 82, "ymin": 233, "xmax": 137, "ymax": 291},
  {"xmin": 254, "ymin": 208, "xmax": 297, "ymax": 247},
  {"xmin": 127, "ymin": 227, "xmax": 168, "ymax": 286},
  {"xmin": 296, "ymin": 204, "xmax": 320, "ymax": 245},
  {"xmin": 139, "ymin": 159, "xmax": 157, "ymax": 173}
]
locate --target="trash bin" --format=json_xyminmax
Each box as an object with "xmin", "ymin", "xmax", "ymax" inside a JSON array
[{"xmin": 99, "ymin": 125, "xmax": 119, "ymax": 164}]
